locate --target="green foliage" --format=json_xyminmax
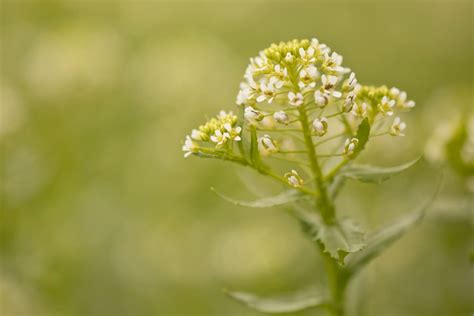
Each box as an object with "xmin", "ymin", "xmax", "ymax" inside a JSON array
[
  {"xmin": 224, "ymin": 288, "xmax": 329, "ymax": 313},
  {"xmin": 211, "ymin": 188, "xmax": 307, "ymax": 208},
  {"xmin": 344, "ymin": 179, "xmax": 442, "ymax": 277},
  {"xmin": 341, "ymin": 157, "xmax": 421, "ymax": 184},
  {"xmin": 353, "ymin": 118, "xmax": 370, "ymax": 156}
]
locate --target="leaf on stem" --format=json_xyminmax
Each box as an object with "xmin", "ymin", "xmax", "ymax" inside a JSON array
[
  {"xmin": 353, "ymin": 118, "xmax": 370, "ymax": 156},
  {"xmin": 211, "ymin": 188, "xmax": 307, "ymax": 208},
  {"xmin": 224, "ymin": 287, "xmax": 329, "ymax": 313},
  {"xmin": 344, "ymin": 177, "xmax": 443, "ymax": 277},
  {"xmin": 341, "ymin": 157, "xmax": 421, "ymax": 184},
  {"xmin": 293, "ymin": 208, "xmax": 366, "ymax": 263},
  {"xmin": 316, "ymin": 218, "xmax": 366, "ymax": 263}
]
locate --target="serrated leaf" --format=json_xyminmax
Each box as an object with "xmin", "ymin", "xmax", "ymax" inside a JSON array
[
  {"xmin": 292, "ymin": 209, "xmax": 365, "ymax": 263},
  {"xmin": 344, "ymin": 179, "xmax": 442, "ymax": 277},
  {"xmin": 316, "ymin": 218, "xmax": 366, "ymax": 262},
  {"xmin": 224, "ymin": 288, "xmax": 329, "ymax": 313},
  {"xmin": 341, "ymin": 157, "xmax": 421, "ymax": 184},
  {"xmin": 211, "ymin": 188, "xmax": 306, "ymax": 208},
  {"xmin": 354, "ymin": 118, "xmax": 370, "ymax": 156}
]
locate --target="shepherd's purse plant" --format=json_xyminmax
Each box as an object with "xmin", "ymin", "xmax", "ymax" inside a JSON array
[{"xmin": 182, "ymin": 38, "xmax": 438, "ymax": 316}]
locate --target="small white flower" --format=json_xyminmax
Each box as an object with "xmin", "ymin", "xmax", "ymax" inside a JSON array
[
  {"xmin": 258, "ymin": 134, "xmax": 278, "ymax": 156},
  {"xmin": 351, "ymin": 102, "xmax": 367, "ymax": 117},
  {"xmin": 285, "ymin": 52, "xmax": 294, "ymax": 63},
  {"xmin": 390, "ymin": 117, "xmax": 407, "ymax": 136},
  {"xmin": 223, "ymin": 123, "xmax": 242, "ymax": 141},
  {"xmin": 288, "ymin": 91, "xmax": 304, "ymax": 107},
  {"xmin": 378, "ymin": 96, "xmax": 395, "ymax": 116},
  {"xmin": 284, "ymin": 169, "xmax": 303, "ymax": 187},
  {"xmin": 236, "ymin": 88, "xmax": 250, "ymax": 106},
  {"xmin": 256, "ymin": 78, "xmax": 278, "ymax": 103},
  {"xmin": 273, "ymin": 111, "xmax": 290, "ymax": 125},
  {"xmin": 323, "ymin": 52, "xmax": 348, "ymax": 74},
  {"xmin": 312, "ymin": 117, "xmax": 328, "ymax": 136},
  {"xmin": 314, "ymin": 90, "xmax": 329, "ymax": 107},
  {"xmin": 182, "ymin": 135, "xmax": 199, "ymax": 158},
  {"xmin": 343, "ymin": 72, "xmax": 357, "ymax": 91},
  {"xmin": 298, "ymin": 65, "xmax": 318, "ymax": 90},
  {"xmin": 321, "ymin": 74, "xmax": 342, "ymax": 98},
  {"xmin": 210, "ymin": 129, "xmax": 230, "ymax": 146},
  {"xmin": 299, "ymin": 46, "xmax": 316, "ymax": 63},
  {"xmin": 344, "ymin": 137, "xmax": 359, "ymax": 156},
  {"xmin": 399, "ymin": 99, "xmax": 416, "ymax": 111},
  {"xmin": 272, "ymin": 64, "xmax": 288, "ymax": 81},
  {"xmin": 244, "ymin": 106, "xmax": 264, "ymax": 123}
]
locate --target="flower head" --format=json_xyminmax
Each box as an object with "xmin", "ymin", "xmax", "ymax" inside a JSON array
[{"xmin": 236, "ymin": 38, "xmax": 354, "ymax": 108}]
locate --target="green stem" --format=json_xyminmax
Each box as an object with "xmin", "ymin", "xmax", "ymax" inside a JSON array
[
  {"xmin": 298, "ymin": 104, "xmax": 335, "ymax": 224},
  {"xmin": 298, "ymin": 104, "xmax": 347, "ymax": 316}
]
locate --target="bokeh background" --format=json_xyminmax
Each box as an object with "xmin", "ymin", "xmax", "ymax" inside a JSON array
[{"xmin": 1, "ymin": 1, "xmax": 473, "ymax": 315}]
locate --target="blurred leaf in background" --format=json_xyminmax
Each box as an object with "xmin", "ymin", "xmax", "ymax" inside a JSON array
[{"xmin": 0, "ymin": 0, "xmax": 472, "ymax": 315}]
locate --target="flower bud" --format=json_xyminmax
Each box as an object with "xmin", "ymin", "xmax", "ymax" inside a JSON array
[
  {"xmin": 258, "ymin": 134, "xmax": 278, "ymax": 156},
  {"xmin": 284, "ymin": 169, "xmax": 303, "ymax": 187},
  {"xmin": 273, "ymin": 111, "xmax": 290, "ymax": 125},
  {"xmin": 244, "ymin": 106, "xmax": 264, "ymax": 123},
  {"xmin": 344, "ymin": 92, "xmax": 356, "ymax": 112},
  {"xmin": 314, "ymin": 90, "xmax": 329, "ymax": 107},
  {"xmin": 312, "ymin": 117, "xmax": 328, "ymax": 136},
  {"xmin": 344, "ymin": 137, "xmax": 359, "ymax": 156},
  {"xmin": 342, "ymin": 72, "xmax": 357, "ymax": 92}
]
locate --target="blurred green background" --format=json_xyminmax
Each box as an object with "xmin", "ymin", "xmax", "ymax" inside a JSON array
[{"xmin": 0, "ymin": 1, "xmax": 472, "ymax": 315}]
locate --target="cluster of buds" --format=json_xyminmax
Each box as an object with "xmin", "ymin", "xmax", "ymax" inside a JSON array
[
  {"xmin": 182, "ymin": 111, "xmax": 242, "ymax": 157},
  {"xmin": 353, "ymin": 85, "xmax": 415, "ymax": 119}
]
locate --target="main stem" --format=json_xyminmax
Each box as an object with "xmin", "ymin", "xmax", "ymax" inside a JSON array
[
  {"xmin": 298, "ymin": 104, "xmax": 346, "ymax": 316},
  {"xmin": 298, "ymin": 105, "xmax": 335, "ymax": 224}
]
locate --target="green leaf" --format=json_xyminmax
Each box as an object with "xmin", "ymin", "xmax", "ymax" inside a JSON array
[
  {"xmin": 293, "ymin": 209, "xmax": 365, "ymax": 263},
  {"xmin": 211, "ymin": 188, "xmax": 306, "ymax": 208},
  {"xmin": 316, "ymin": 218, "xmax": 366, "ymax": 262},
  {"xmin": 341, "ymin": 157, "xmax": 421, "ymax": 184},
  {"xmin": 224, "ymin": 288, "xmax": 329, "ymax": 313},
  {"xmin": 353, "ymin": 118, "xmax": 370, "ymax": 156},
  {"xmin": 344, "ymin": 178, "xmax": 442, "ymax": 277}
]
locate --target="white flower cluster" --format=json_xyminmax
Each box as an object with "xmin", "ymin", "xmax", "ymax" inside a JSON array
[
  {"xmin": 183, "ymin": 38, "xmax": 417, "ymax": 192},
  {"xmin": 182, "ymin": 111, "xmax": 242, "ymax": 158},
  {"xmin": 236, "ymin": 38, "xmax": 355, "ymax": 110}
]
